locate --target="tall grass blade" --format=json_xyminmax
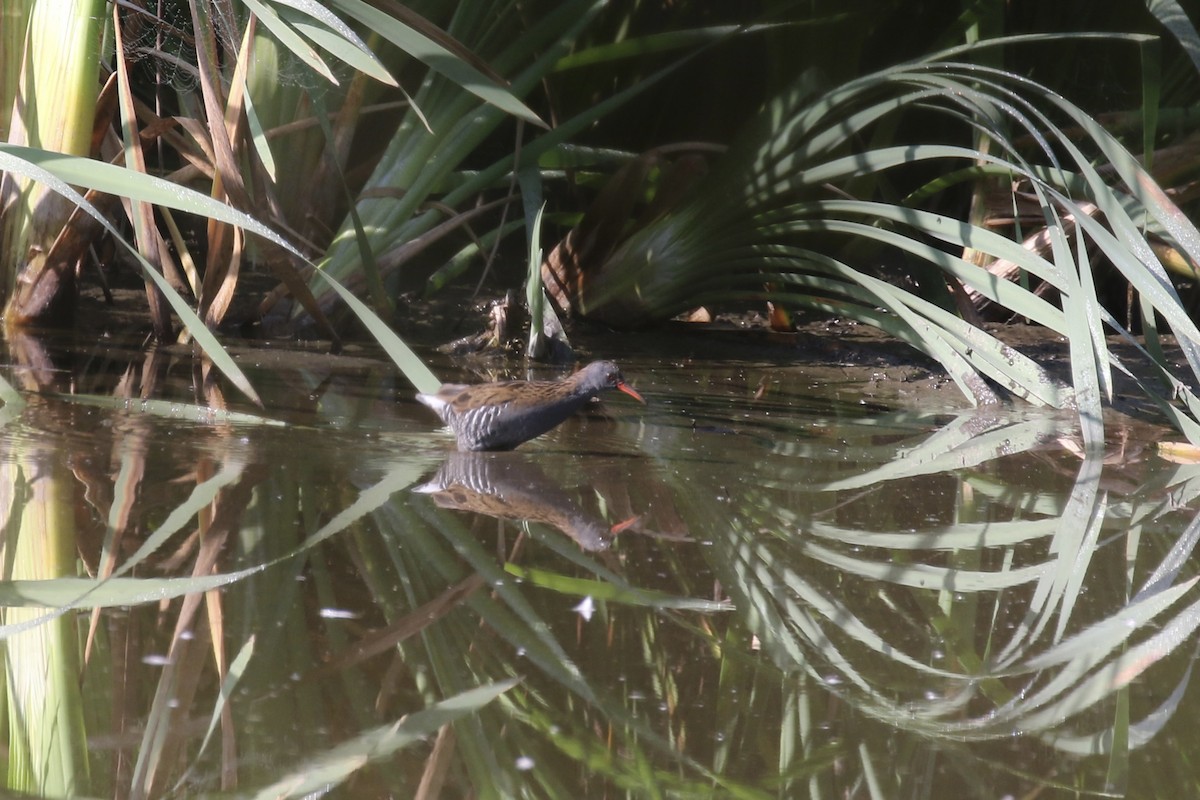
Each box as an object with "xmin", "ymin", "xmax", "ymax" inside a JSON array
[{"xmin": 247, "ymin": 680, "xmax": 517, "ymax": 799}]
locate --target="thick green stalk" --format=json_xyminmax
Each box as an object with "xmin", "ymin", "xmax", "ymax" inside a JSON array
[
  {"xmin": 0, "ymin": 0, "xmax": 105, "ymax": 319},
  {"xmin": 0, "ymin": 3, "xmax": 34, "ymax": 142},
  {"xmin": 2, "ymin": 446, "xmax": 90, "ymax": 796}
]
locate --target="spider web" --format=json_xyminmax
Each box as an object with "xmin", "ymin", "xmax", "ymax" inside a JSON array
[
  {"xmin": 117, "ymin": 0, "xmax": 342, "ymax": 94},
  {"xmin": 117, "ymin": 0, "xmax": 216, "ymax": 94}
]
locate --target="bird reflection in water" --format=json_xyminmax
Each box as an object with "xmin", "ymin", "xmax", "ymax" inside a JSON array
[{"xmin": 414, "ymin": 452, "xmax": 644, "ymax": 551}]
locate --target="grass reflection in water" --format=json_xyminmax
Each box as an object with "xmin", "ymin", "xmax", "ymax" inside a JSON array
[{"xmin": 0, "ymin": 358, "xmax": 1196, "ymax": 798}]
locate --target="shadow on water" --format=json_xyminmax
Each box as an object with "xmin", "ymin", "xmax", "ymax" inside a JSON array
[{"xmin": 0, "ymin": 332, "xmax": 1197, "ymax": 797}]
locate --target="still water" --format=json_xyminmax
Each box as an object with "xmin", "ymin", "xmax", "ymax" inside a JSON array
[{"xmin": 0, "ymin": 332, "xmax": 1195, "ymax": 798}]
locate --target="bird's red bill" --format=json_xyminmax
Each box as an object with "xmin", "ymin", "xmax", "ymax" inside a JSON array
[
  {"xmin": 616, "ymin": 382, "xmax": 646, "ymax": 403},
  {"xmin": 610, "ymin": 514, "xmax": 641, "ymax": 534}
]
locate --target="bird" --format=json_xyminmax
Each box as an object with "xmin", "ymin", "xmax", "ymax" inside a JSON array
[{"xmin": 416, "ymin": 360, "xmax": 645, "ymax": 451}]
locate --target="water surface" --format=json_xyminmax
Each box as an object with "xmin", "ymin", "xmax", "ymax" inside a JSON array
[{"xmin": 0, "ymin": 334, "xmax": 1194, "ymax": 798}]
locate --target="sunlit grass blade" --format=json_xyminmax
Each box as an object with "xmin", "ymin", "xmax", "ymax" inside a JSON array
[
  {"xmin": 0, "ymin": 143, "xmax": 444, "ymax": 400},
  {"xmin": 142, "ymin": 252, "xmax": 263, "ymax": 404},
  {"xmin": 0, "ymin": 145, "xmax": 297, "ymax": 256},
  {"xmin": 502, "ymin": 563, "xmax": 732, "ymax": 611},
  {"xmin": 307, "ymin": 267, "xmax": 441, "ymax": 393},
  {"xmin": 247, "ymin": 679, "xmax": 517, "ymax": 800},
  {"xmin": 1135, "ymin": 509, "xmax": 1200, "ymax": 598},
  {"xmin": 0, "ymin": 572, "xmax": 269, "ymax": 614},
  {"xmin": 278, "ymin": 6, "xmax": 396, "ymax": 87},
  {"xmin": 1062, "ymin": 213, "xmax": 1108, "ymax": 450},
  {"xmin": 329, "ymin": 0, "xmax": 544, "ymax": 126},
  {"xmin": 174, "ymin": 635, "xmax": 256, "ymax": 792},
  {"xmin": 0, "ymin": 147, "xmax": 264, "ymax": 403},
  {"xmin": 1021, "ymin": 578, "xmax": 1197, "ymax": 672},
  {"xmin": 991, "ymin": 456, "xmax": 1105, "ymax": 665},
  {"xmin": 0, "ymin": 462, "xmax": 424, "ymax": 619},
  {"xmin": 815, "ymin": 415, "xmax": 1059, "ymax": 491},
  {"xmin": 242, "ymin": 0, "xmax": 337, "ymax": 84},
  {"xmin": 110, "ymin": 459, "xmax": 243, "ymax": 572},
  {"xmin": 1047, "ymin": 653, "xmax": 1194, "ymax": 755},
  {"xmin": 53, "ymin": 393, "xmax": 285, "ymax": 425},
  {"xmin": 806, "ymin": 517, "xmax": 1059, "ymax": 551},
  {"xmin": 240, "ymin": 76, "xmax": 276, "ymax": 181},
  {"xmin": 525, "ymin": 199, "xmax": 547, "ymax": 356},
  {"xmin": 801, "ymin": 539, "xmax": 1045, "ymax": 592},
  {"xmin": 995, "ymin": 596, "xmax": 1200, "ymax": 736}
]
